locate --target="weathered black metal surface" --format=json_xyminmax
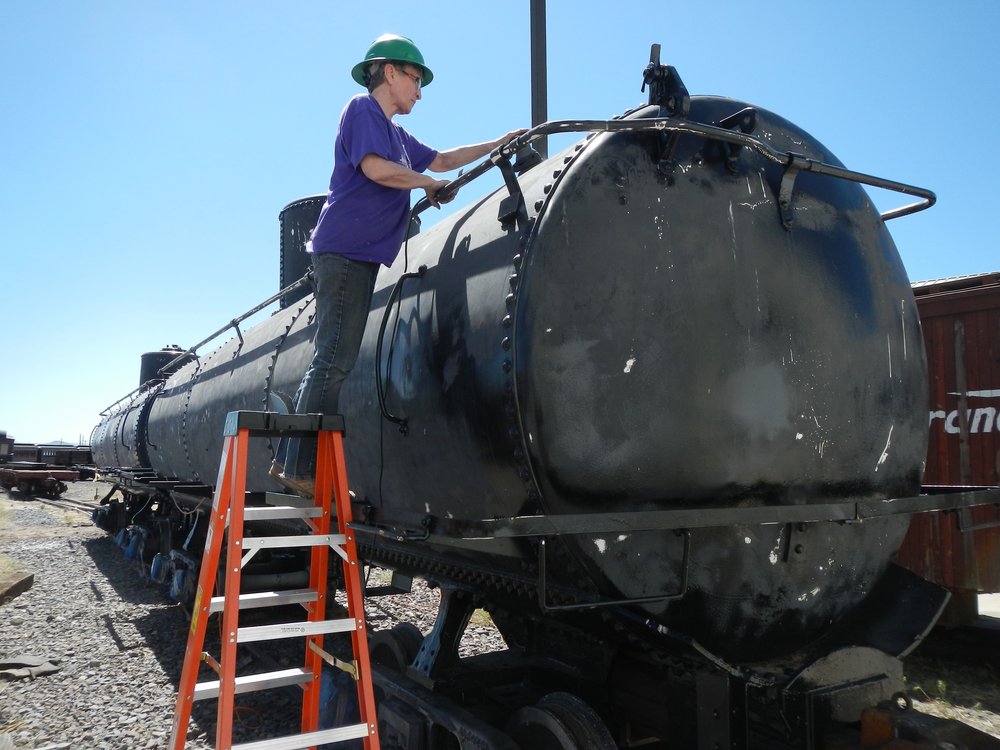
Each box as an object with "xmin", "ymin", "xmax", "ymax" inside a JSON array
[
  {"xmin": 334, "ymin": 98, "xmax": 927, "ymax": 660},
  {"xmin": 90, "ymin": 387, "xmax": 157, "ymax": 469},
  {"xmin": 138, "ymin": 346, "xmax": 187, "ymax": 388},
  {"xmin": 278, "ymin": 195, "xmax": 323, "ymax": 310},
  {"xmin": 93, "ymin": 92, "xmax": 934, "ymax": 663}
]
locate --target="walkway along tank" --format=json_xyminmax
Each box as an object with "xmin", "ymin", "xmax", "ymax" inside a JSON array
[{"xmin": 90, "ymin": 48, "xmax": 1000, "ymax": 749}]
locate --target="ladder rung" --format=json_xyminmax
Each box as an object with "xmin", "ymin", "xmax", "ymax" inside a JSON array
[
  {"xmin": 193, "ymin": 667, "xmax": 311, "ymax": 701},
  {"xmin": 238, "ymin": 617, "xmax": 358, "ymax": 643},
  {"xmin": 231, "ymin": 723, "xmax": 370, "ymax": 750},
  {"xmin": 243, "ymin": 505, "xmax": 322, "ymax": 521},
  {"xmin": 241, "ymin": 534, "xmax": 345, "ymax": 552},
  {"xmin": 263, "ymin": 491, "xmax": 319, "ymax": 509},
  {"xmin": 209, "ymin": 588, "xmax": 318, "ymax": 614}
]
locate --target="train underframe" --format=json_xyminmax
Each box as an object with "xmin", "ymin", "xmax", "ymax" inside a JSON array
[{"xmin": 91, "ymin": 471, "xmax": 1000, "ymax": 750}]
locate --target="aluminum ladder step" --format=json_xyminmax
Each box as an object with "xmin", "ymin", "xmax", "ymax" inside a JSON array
[
  {"xmin": 262, "ymin": 491, "xmax": 317, "ymax": 509},
  {"xmin": 243, "ymin": 505, "xmax": 322, "ymax": 521},
  {"xmin": 193, "ymin": 667, "xmax": 311, "ymax": 701},
  {"xmin": 238, "ymin": 616, "xmax": 357, "ymax": 644},
  {"xmin": 241, "ymin": 533, "xmax": 346, "ymax": 552},
  {"xmin": 231, "ymin": 724, "xmax": 370, "ymax": 750},
  {"xmin": 209, "ymin": 587, "xmax": 318, "ymax": 614}
]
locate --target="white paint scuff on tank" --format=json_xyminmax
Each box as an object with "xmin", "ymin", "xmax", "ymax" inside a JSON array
[
  {"xmin": 728, "ymin": 202, "xmax": 738, "ymax": 261},
  {"xmin": 875, "ymin": 424, "xmax": 894, "ymax": 471},
  {"xmin": 624, "ymin": 357, "xmax": 637, "ymax": 374},
  {"xmin": 737, "ymin": 171, "xmax": 772, "ymax": 211},
  {"xmin": 769, "ymin": 528, "xmax": 784, "ymax": 564},
  {"xmin": 797, "ymin": 587, "xmax": 821, "ymax": 602},
  {"xmin": 594, "ymin": 538, "xmax": 607, "ymax": 554},
  {"xmin": 887, "ymin": 334, "xmax": 893, "ymax": 379}
]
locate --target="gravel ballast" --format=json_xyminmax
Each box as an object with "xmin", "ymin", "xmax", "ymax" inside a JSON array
[
  {"xmin": 0, "ymin": 482, "xmax": 504, "ymax": 749},
  {"xmin": 1, "ymin": 481, "xmax": 998, "ymax": 748}
]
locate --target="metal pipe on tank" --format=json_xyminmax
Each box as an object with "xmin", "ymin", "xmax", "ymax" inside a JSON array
[{"xmin": 530, "ymin": 0, "xmax": 547, "ymax": 159}]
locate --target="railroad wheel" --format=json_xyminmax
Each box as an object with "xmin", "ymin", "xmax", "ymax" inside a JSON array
[
  {"xmin": 506, "ymin": 692, "xmax": 616, "ymax": 750},
  {"xmin": 369, "ymin": 622, "xmax": 423, "ymax": 672},
  {"xmin": 536, "ymin": 693, "xmax": 616, "ymax": 750},
  {"xmin": 506, "ymin": 704, "xmax": 575, "ymax": 749},
  {"xmin": 16, "ymin": 480, "xmax": 31, "ymax": 495}
]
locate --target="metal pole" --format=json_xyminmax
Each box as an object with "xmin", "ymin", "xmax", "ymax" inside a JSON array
[{"xmin": 530, "ymin": 0, "xmax": 548, "ymax": 159}]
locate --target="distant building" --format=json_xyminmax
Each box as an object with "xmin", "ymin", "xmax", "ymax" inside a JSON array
[{"xmin": 0, "ymin": 431, "xmax": 13, "ymax": 463}]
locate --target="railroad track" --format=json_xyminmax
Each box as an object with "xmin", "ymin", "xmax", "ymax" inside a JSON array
[
  {"xmin": 4, "ymin": 483, "xmax": 103, "ymax": 517},
  {"xmin": 33, "ymin": 492, "xmax": 101, "ymax": 516}
]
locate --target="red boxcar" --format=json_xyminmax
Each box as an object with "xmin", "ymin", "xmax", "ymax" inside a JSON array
[{"xmin": 895, "ymin": 271, "xmax": 1000, "ymax": 618}]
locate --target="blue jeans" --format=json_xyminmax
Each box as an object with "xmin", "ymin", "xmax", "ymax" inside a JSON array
[{"xmin": 277, "ymin": 252, "xmax": 379, "ymax": 479}]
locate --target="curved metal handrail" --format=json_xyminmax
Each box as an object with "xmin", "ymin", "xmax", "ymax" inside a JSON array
[
  {"xmin": 99, "ymin": 274, "xmax": 312, "ymax": 417},
  {"xmin": 412, "ymin": 116, "xmax": 935, "ymax": 222}
]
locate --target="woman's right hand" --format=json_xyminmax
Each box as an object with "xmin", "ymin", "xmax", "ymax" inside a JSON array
[{"xmin": 424, "ymin": 179, "xmax": 454, "ymax": 208}]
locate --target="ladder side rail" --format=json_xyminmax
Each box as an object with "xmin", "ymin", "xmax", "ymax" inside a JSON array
[
  {"xmin": 217, "ymin": 426, "xmax": 251, "ymax": 750},
  {"xmin": 330, "ymin": 429, "xmax": 380, "ymax": 747},
  {"xmin": 299, "ymin": 429, "xmax": 335, "ymax": 733},
  {"xmin": 169, "ymin": 433, "xmax": 239, "ymax": 750}
]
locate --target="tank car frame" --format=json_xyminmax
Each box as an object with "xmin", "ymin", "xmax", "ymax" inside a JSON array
[{"xmin": 90, "ymin": 464, "xmax": 1000, "ymax": 749}]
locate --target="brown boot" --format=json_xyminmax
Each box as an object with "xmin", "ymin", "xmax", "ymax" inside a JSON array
[{"xmin": 268, "ymin": 462, "xmax": 315, "ymax": 499}]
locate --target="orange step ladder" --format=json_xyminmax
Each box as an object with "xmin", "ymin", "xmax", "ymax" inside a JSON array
[{"xmin": 168, "ymin": 411, "xmax": 380, "ymax": 750}]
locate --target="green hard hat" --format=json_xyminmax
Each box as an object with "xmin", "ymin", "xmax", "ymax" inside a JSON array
[{"xmin": 351, "ymin": 34, "xmax": 433, "ymax": 88}]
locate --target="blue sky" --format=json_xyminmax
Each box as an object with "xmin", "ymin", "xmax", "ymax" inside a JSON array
[{"xmin": 1, "ymin": 0, "xmax": 997, "ymax": 445}]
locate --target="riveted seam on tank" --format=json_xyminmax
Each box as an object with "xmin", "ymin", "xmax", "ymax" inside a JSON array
[
  {"xmin": 262, "ymin": 297, "xmax": 314, "ymax": 458},
  {"xmin": 179, "ymin": 356, "xmax": 204, "ymax": 483},
  {"xmin": 502, "ymin": 126, "xmax": 605, "ymax": 506},
  {"xmin": 501, "ymin": 129, "xmax": 607, "ymax": 507},
  {"xmin": 136, "ymin": 381, "xmax": 163, "ymax": 466},
  {"xmin": 502, "ymin": 225, "xmax": 536, "ymax": 502}
]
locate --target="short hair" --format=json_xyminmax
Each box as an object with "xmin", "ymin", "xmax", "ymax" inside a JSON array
[{"xmin": 364, "ymin": 61, "xmax": 389, "ymax": 93}]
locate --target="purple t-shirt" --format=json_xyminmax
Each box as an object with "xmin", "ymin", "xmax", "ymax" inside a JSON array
[{"xmin": 309, "ymin": 94, "xmax": 437, "ymax": 266}]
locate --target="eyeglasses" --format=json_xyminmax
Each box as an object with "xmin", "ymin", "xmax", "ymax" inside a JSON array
[{"xmin": 397, "ymin": 68, "xmax": 422, "ymax": 90}]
